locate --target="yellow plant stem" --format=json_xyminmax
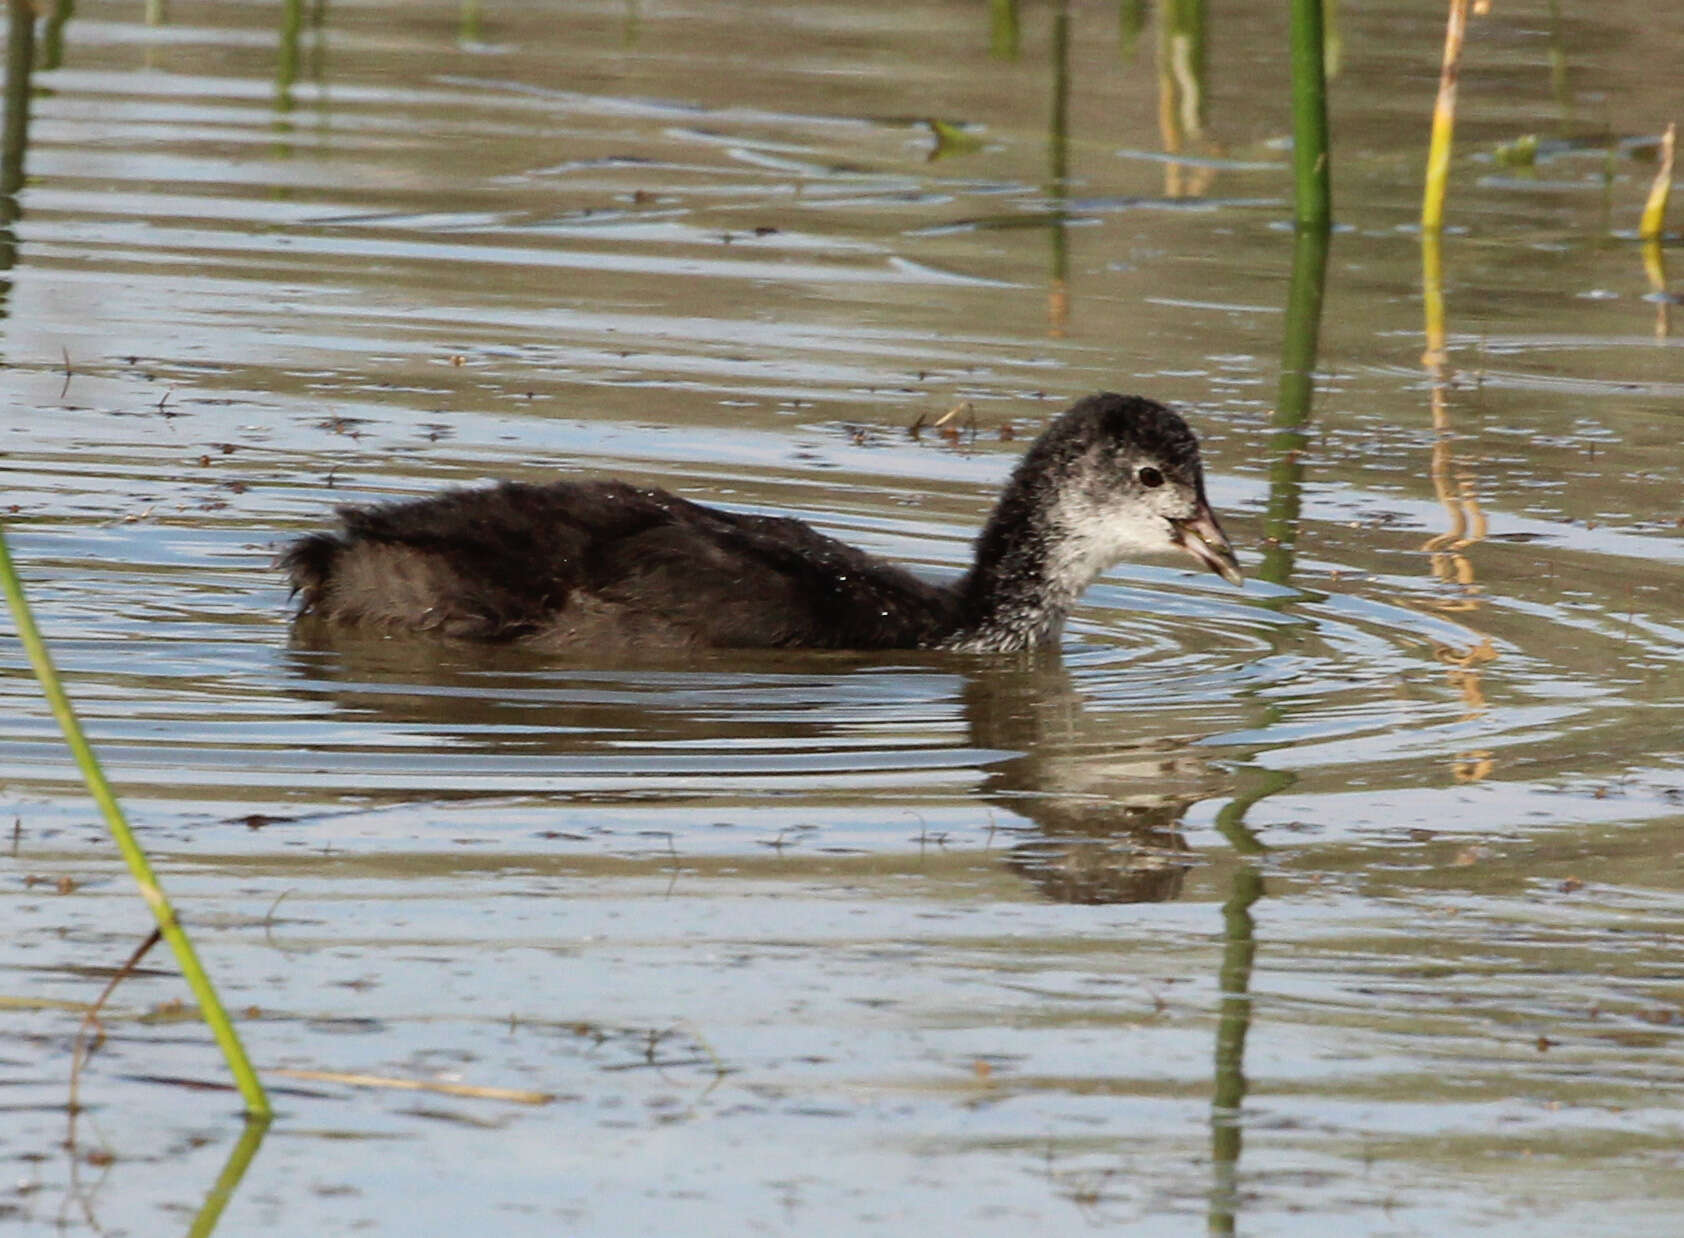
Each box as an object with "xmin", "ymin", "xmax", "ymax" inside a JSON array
[
  {"xmin": 1422, "ymin": 0, "xmax": 1471, "ymax": 232},
  {"xmin": 1639, "ymin": 122, "xmax": 1675, "ymax": 240},
  {"xmin": 1643, "ymin": 238, "xmax": 1671, "ymax": 339}
]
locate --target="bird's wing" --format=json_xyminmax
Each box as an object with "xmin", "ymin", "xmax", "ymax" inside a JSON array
[{"xmin": 285, "ymin": 480, "xmax": 959, "ymax": 650}]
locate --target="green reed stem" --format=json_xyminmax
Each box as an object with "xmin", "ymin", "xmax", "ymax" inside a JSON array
[
  {"xmin": 1288, "ymin": 0, "xmax": 1331, "ymax": 229},
  {"xmin": 0, "ymin": 526, "xmax": 271, "ymax": 1119},
  {"xmin": 988, "ymin": 0, "xmax": 1019, "ymax": 61}
]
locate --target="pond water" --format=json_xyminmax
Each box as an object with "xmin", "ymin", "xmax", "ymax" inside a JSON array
[{"xmin": 2, "ymin": 0, "xmax": 1682, "ymax": 1233}]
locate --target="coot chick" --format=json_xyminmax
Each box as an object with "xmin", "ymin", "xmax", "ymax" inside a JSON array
[{"xmin": 281, "ymin": 393, "xmax": 1241, "ymax": 654}]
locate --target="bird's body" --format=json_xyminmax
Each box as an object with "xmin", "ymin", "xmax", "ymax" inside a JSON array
[
  {"xmin": 281, "ymin": 393, "xmax": 1241, "ymax": 654},
  {"xmin": 284, "ymin": 478, "xmax": 964, "ymax": 652}
]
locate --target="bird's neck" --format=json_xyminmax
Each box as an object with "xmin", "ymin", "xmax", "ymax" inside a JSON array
[{"xmin": 951, "ymin": 486, "xmax": 1092, "ymax": 653}]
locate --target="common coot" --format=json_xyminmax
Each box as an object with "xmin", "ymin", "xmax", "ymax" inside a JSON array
[{"xmin": 281, "ymin": 392, "xmax": 1241, "ymax": 653}]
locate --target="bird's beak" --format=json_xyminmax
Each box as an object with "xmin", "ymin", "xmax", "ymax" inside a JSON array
[{"xmin": 1170, "ymin": 503, "xmax": 1243, "ymax": 587}]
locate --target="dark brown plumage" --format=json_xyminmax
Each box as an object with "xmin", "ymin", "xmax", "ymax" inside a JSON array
[{"xmin": 281, "ymin": 393, "xmax": 1241, "ymax": 653}]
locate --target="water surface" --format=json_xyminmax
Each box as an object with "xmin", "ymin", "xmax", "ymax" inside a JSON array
[{"xmin": 3, "ymin": 1, "xmax": 1682, "ymax": 1234}]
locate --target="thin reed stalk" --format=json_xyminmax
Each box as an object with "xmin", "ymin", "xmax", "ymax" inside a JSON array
[
  {"xmin": 0, "ymin": 527, "xmax": 271, "ymax": 1119},
  {"xmin": 1288, "ymin": 0, "xmax": 1331, "ymax": 228},
  {"xmin": 1422, "ymin": 0, "xmax": 1470, "ymax": 231},
  {"xmin": 1639, "ymin": 122, "xmax": 1675, "ymax": 240}
]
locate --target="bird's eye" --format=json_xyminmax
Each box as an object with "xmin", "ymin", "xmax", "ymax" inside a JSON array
[{"xmin": 1137, "ymin": 466, "xmax": 1165, "ymax": 488}]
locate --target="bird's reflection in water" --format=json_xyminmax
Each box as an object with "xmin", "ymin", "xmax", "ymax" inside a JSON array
[
  {"xmin": 962, "ymin": 661, "xmax": 1209, "ymax": 904},
  {"xmin": 283, "ymin": 620, "xmax": 960, "ymax": 751},
  {"xmin": 284, "ymin": 624, "xmax": 1218, "ymax": 904}
]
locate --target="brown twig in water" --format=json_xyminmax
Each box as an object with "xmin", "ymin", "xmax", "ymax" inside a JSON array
[
  {"xmin": 69, "ymin": 928, "xmax": 163, "ymax": 1113},
  {"xmin": 929, "ymin": 400, "xmax": 978, "ymax": 447},
  {"xmin": 910, "ymin": 400, "xmax": 975, "ymax": 441}
]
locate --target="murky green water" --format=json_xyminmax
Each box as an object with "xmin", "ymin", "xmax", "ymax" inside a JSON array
[{"xmin": 3, "ymin": 0, "xmax": 1682, "ymax": 1233}]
